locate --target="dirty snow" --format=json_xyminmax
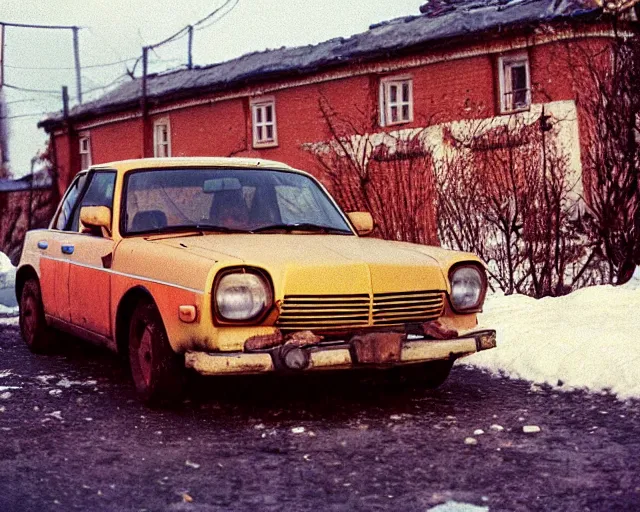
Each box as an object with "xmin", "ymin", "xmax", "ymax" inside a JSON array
[
  {"xmin": 464, "ymin": 267, "xmax": 640, "ymax": 400},
  {"xmin": 0, "ymin": 251, "xmax": 18, "ymax": 316},
  {"xmin": 428, "ymin": 502, "xmax": 489, "ymax": 512}
]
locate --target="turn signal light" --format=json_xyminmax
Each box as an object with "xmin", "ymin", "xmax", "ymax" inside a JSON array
[{"xmin": 179, "ymin": 305, "xmax": 198, "ymax": 323}]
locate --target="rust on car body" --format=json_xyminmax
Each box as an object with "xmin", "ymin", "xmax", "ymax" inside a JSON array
[
  {"xmin": 284, "ymin": 330, "xmax": 324, "ymax": 347},
  {"xmin": 422, "ymin": 320, "xmax": 459, "ymax": 339},
  {"xmin": 244, "ymin": 330, "xmax": 284, "ymax": 351}
]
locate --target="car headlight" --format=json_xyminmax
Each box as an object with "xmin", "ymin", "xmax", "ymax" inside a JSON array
[
  {"xmin": 449, "ymin": 265, "xmax": 486, "ymax": 312},
  {"xmin": 215, "ymin": 270, "xmax": 272, "ymax": 322}
]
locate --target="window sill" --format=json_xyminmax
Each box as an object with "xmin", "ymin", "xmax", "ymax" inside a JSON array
[
  {"xmin": 252, "ymin": 140, "xmax": 279, "ymax": 149},
  {"xmin": 380, "ymin": 119, "xmax": 413, "ymax": 128},
  {"xmin": 499, "ymin": 105, "xmax": 531, "ymax": 115}
]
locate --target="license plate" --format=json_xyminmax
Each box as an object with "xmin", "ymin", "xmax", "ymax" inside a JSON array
[{"xmin": 351, "ymin": 333, "xmax": 404, "ymax": 364}]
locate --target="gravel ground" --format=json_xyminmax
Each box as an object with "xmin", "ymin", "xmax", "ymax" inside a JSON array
[{"xmin": 0, "ymin": 323, "xmax": 639, "ymax": 512}]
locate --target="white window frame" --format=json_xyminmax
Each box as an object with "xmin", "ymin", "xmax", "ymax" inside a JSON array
[
  {"xmin": 498, "ymin": 53, "xmax": 531, "ymax": 114},
  {"xmin": 379, "ymin": 76, "xmax": 414, "ymax": 127},
  {"xmin": 153, "ymin": 118, "xmax": 171, "ymax": 158},
  {"xmin": 79, "ymin": 133, "xmax": 92, "ymax": 169},
  {"xmin": 250, "ymin": 97, "xmax": 278, "ymax": 148}
]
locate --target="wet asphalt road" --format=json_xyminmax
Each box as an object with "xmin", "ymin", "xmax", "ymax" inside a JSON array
[{"xmin": 0, "ymin": 323, "xmax": 639, "ymax": 512}]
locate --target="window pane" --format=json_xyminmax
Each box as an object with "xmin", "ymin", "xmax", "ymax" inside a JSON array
[
  {"xmin": 257, "ymin": 126, "xmax": 263, "ymax": 141},
  {"xmin": 511, "ymin": 64, "xmax": 527, "ymax": 92},
  {"xmin": 513, "ymin": 89, "xmax": 528, "ymax": 108},
  {"xmin": 70, "ymin": 172, "xmax": 117, "ymax": 232},
  {"xmin": 55, "ymin": 175, "xmax": 87, "ymax": 230},
  {"xmin": 402, "ymin": 82, "xmax": 410, "ymax": 102},
  {"xmin": 390, "ymin": 106, "xmax": 398, "ymax": 122},
  {"xmin": 389, "ymin": 85, "xmax": 397, "ymax": 103},
  {"xmin": 402, "ymin": 104, "xmax": 410, "ymax": 121},
  {"xmin": 266, "ymin": 125, "xmax": 274, "ymax": 140},
  {"xmin": 256, "ymin": 107, "xmax": 263, "ymax": 123},
  {"xmin": 266, "ymin": 105, "xmax": 273, "ymax": 123}
]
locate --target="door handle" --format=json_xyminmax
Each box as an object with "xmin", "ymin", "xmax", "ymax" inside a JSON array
[
  {"xmin": 37, "ymin": 240, "xmax": 49, "ymax": 250},
  {"xmin": 61, "ymin": 245, "xmax": 75, "ymax": 255}
]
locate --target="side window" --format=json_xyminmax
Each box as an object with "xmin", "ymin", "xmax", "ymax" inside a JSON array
[
  {"xmin": 69, "ymin": 171, "xmax": 117, "ymax": 233},
  {"xmin": 54, "ymin": 174, "xmax": 88, "ymax": 230}
]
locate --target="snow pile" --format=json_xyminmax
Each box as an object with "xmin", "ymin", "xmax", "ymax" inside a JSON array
[
  {"xmin": 0, "ymin": 251, "xmax": 18, "ymax": 318},
  {"xmin": 464, "ymin": 266, "xmax": 640, "ymax": 400},
  {"xmin": 0, "ymin": 251, "xmax": 15, "ymax": 289}
]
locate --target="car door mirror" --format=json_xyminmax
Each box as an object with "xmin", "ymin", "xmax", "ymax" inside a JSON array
[
  {"xmin": 79, "ymin": 206, "xmax": 112, "ymax": 237},
  {"xmin": 346, "ymin": 212, "xmax": 374, "ymax": 236}
]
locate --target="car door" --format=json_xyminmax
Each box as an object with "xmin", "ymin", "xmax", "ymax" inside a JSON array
[
  {"xmin": 39, "ymin": 173, "xmax": 88, "ymax": 322},
  {"xmin": 64, "ymin": 170, "xmax": 117, "ymax": 339}
]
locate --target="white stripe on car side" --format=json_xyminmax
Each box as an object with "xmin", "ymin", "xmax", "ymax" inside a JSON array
[{"xmin": 39, "ymin": 255, "xmax": 206, "ymax": 295}]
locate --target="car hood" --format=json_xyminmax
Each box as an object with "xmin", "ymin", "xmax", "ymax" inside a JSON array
[{"xmin": 155, "ymin": 234, "xmax": 470, "ymax": 295}]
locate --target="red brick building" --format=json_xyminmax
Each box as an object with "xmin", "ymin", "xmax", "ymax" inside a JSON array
[{"xmin": 38, "ymin": 0, "xmax": 637, "ymax": 200}]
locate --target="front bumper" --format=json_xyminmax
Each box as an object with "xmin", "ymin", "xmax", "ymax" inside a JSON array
[{"xmin": 184, "ymin": 329, "xmax": 496, "ymax": 376}]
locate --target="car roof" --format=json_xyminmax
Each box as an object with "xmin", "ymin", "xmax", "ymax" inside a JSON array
[{"xmin": 90, "ymin": 157, "xmax": 297, "ymax": 174}]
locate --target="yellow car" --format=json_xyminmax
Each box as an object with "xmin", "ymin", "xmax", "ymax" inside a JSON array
[{"xmin": 16, "ymin": 157, "xmax": 495, "ymax": 404}]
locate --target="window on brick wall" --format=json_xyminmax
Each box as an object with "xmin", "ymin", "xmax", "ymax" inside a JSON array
[
  {"xmin": 380, "ymin": 77, "xmax": 413, "ymax": 127},
  {"xmin": 79, "ymin": 134, "xmax": 92, "ymax": 169},
  {"xmin": 154, "ymin": 119, "xmax": 171, "ymax": 157},
  {"xmin": 251, "ymin": 97, "xmax": 278, "ymax": 148},
  {"xmin": 499, "ymin": 53, "xmax": 531, "ymax": 113}
]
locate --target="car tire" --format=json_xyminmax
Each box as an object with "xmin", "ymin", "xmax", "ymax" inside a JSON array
[
  {"xmin": 19, "ymin": 278, "xmax": 57, "ymax": 354},
  {"xmin": 128, "ymin": 300, "xmax": 186, "ymax": 406},
  {"xmin": 393, "ymin": 360, "xmax": 454, "ymax": 389}
]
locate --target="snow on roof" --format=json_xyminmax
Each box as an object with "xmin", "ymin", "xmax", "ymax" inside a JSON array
[{"xmin": 39, "ymin": 0, "xmax": 601, "ymax": 129}]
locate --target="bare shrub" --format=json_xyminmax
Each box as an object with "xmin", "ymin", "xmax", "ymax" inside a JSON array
[
  {"xmin": 436, "ymin": 113, "xmax": 603, "ymax": 297},
  {"xmin": 568, "ymin": 28, "xmax": 640, "ymax": 284},
  {"xmin": 306, "ymin": 98, "xmax": 438, "ymax": 245}
]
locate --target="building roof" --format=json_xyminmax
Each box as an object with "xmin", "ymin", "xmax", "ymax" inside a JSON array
[{"xmin": 39, "ymin": 0, "xmax": 602, "ymax": 130}]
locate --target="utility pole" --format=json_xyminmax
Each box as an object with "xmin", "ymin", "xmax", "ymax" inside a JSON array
[
  {"xmin": 0, "ymin": 23, "xmax": 7, "ymax": 172},
  {"xmin": 141, "ymin": 46, "xmax": 150, "ymax": 157},
  {"xmin": 0, "ymin": 22, "xmax": 5, "ymax": 88},
  {"xmin": 72, "ymin": 26, "xmax": 82, "ymax": 104},
  {"xmin": 187, "ymin": 25, "xmax": 194, "ymax": 69}
]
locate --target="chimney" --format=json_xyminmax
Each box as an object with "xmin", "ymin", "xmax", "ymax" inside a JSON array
[{"xmin": 420, "ymin": 0, "xmax": 458, "ymax": 17}]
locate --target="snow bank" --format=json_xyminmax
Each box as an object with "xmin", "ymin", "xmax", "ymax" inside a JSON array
[
  {"xmin": 464, "ymin": 267, "xmax": 640, "ymax": 400},
  {"xmin": 0, "ymin": 251, "xmax": 15, "ymax": 288},
  {"xmin": 0, "ymin": 251, "xmax": 17, "ymax": 314}
]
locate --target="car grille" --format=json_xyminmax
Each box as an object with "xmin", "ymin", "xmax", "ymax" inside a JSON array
[
  {"xmin": 372, "ymin": 290, "xmax": 444, "ymax": 326},
  {"xmin": 276, "ymin": 291, "xmax": 444, "ymax": 331}
]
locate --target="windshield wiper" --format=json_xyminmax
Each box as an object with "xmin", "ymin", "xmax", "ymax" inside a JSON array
[
  {"xmin": 139, "ymin": 224, "xmax": 251, "ymax": 236},
  {"xmin": 250, "ymin": 223, "xmax": 352, "ymax": 235}
]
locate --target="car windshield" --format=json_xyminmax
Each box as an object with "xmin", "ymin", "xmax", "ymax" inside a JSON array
[{"xmin": 122, "ymin": 167, "xmax": 354, "ymax": 236}]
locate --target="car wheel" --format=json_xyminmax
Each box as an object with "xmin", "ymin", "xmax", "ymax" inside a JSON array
[
  {"xmin": 393, "ymin": 360, "xmax": 454, "ymax": 389},
  {"xmin": 128, "ymin": 300, "xmax": 186, "ymax": 406},
  {"xmin": 19, "ymin": 278, "xmax": 57, "ymax": 353}
]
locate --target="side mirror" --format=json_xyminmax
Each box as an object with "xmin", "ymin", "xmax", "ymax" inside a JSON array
[
  {"xmin": 80, "ymin": 206, "xmax": 112, "ymax": 237},
  {"xmin": 346, "ymin": 212, "xmax": 374, "ymax": 236}
]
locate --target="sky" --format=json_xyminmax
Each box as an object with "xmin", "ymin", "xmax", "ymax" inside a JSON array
[{"xmin": 2, "ymin": 0, "xmax": 425, "ymax": 177}]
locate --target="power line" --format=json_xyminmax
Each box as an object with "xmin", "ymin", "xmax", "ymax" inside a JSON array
[
  {"xmin": 3, "ymin": 57, "xmax": 137, "ymax": 71},
  {"xmin": 82, "ymin": 73, "xmax": 131, "ymax": 95},
  {"xmin": 2, "ymin": 112, "xmax": 48, "ymax": 120},
  {"xmin": 195, "ymin": 0, "xmax": 239, "ymax": 31},
  {"xmin": 0, "ymin": 21, "xmax": 80, "ymax": 30},
  {"xmin": 3, "ymin": 83, "xmax": 61, "ymax": 95},
  {"xmin": 6, "ymin": 98, "xmax": 50, "ymax": 105}
]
